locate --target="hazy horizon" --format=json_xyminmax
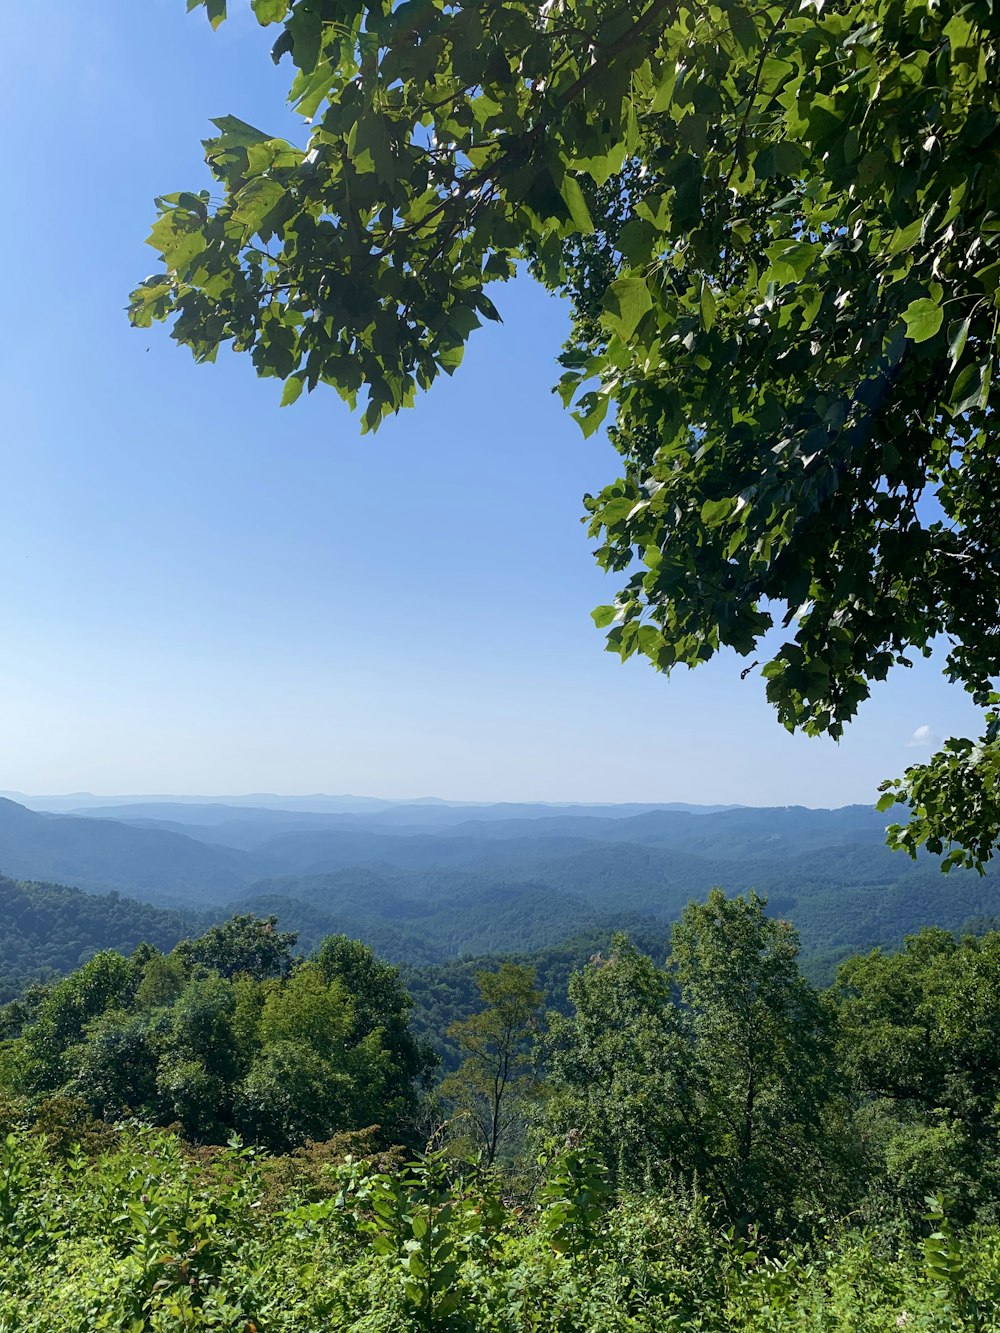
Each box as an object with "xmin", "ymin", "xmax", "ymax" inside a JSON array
[{"xmin": 2, "ymin": 788, "xmax": 869, "ymax": 815}]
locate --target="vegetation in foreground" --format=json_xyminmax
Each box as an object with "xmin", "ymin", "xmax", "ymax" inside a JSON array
[
  {"xmin": 1, "ymin": 899, "xmax": 1000, "ymax": 1326},
  {"xmin": 1, "ymin": 1122, "xmax": 999, "ymax": 1332}
]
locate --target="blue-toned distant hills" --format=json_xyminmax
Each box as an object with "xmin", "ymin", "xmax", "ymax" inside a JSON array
[{"xmin": 2, "ymin": 794, "xmax": 998, "ymax": 993}]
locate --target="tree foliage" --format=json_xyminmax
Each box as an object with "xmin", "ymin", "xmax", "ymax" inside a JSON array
[
  {"xmin": 671, "ymin": 892, "xmax": 838, "ymax": 1222},
  {"xmin": 546, "ymin": 935, "xmax": 697, "ymax": 1186},
  {"xmin": 838, "ymin": 927, "xmax": 1000, "ymax": 1217},
  {"xmin": 174, "ymin": 912, "xmax": 298, "ymax": 980},
  {"xmin": 548, "ymin": 893, "xmax": 839, "ymax": 1226},
  {"xmin": 440, "ymin": 962, "xmax": 543, "ymax": 1165},
  {"xmin": 0, "ymin": 917, "xmax": 429, "ymax": 1152},
  {"xmin": 132, "ymin": 0, "xmax": 1000, "ymax": 864}
]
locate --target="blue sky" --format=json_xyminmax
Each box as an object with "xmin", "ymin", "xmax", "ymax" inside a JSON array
[{"xmin": 0, "ymin": 1, "xmax": 980, "ymax": 804}]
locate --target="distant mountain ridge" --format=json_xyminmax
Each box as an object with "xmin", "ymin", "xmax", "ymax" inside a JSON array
[
  {"xmin": 5, "ymin": 791, "xmax": 737, "ymax": 818},
  {"xmin": 3, "ymin": 795, "xmax": 999, "ymax": 988},
  {"xmin": 0, "ymin": 797, "xmax": 271, "ymax": 903}
]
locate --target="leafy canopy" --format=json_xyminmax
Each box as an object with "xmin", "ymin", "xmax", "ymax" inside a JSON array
[
  {"xmin": 1, "ymin": 918, "xmax": 429, "ymax": 1151},
  {"xmin": 548, "ymin": 895, "xmax": 838, "ymax": 1225},
  {"xmin": 837, "ymin": 927, "xmax": 1000, "ymax": 1216},
  {"xmin": 133, "ymin": 0, "xmax": 1000, "ymax": 865}
]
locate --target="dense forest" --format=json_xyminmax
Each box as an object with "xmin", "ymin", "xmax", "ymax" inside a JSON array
[
  {"xmin": 2, "ymin": 900, "xmax": 1000, "ymax": 1327},
  {"xmin": 0, "ymin": 874, "xmax": 202, "ymax": 1004}
]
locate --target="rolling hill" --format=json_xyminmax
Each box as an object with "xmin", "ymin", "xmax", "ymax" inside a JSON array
[
  {"xmin": 0, "ymin": 797, "xmax": 269, "ymax": 904},
  {"xmin": 0, "ymin": 873, "xmax": 201, "ymax": 1003},
  {"xmin": 3, "ymin": 795, "xmax": 1000, "ymax": 992}
]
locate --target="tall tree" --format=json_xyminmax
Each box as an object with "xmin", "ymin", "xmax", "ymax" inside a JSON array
[
  {"xmin": 175, "ymin": 914, "xmax": 298, "ymax": 981},
  {"xmin": 315, "ymin": 934, "xmax": 436, "ymax": 1129},
  {"xmin": 14, "ymin": 951, "xmax": 139, "ymax": 1094},
  {"xmin": 547, "ymin": 904, "xmax": 841, "ymax": 1223},
  {"xmin": 545, "ymin": 935, "xmax": 699, "ymax": 1187},
  {"xmin": 670, "ymin": 891, "xmax": 838, "ymax": 1225},
  {"xmin": 836, "ymin": 927, "xmax": 1000, "ymax": 1217},
  {"xmin": 441, "ymin": 963, "xmax": 542, "ymax": 1166},
  {"xmin": 133, "ymin": 0, "xmax": 1000, "ymax": 865}
]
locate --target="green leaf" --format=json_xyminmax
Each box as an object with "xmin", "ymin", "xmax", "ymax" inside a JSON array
[
  {"xmin": 252, "ymin": 0, "xmax": 287, "ymax": 21},
  {"xmin": 571, "ymin": 390, "xmax": 610, "ymax": 438},
  {"xmin": 772, "ymin": 141, "xmax": 804, "ymax": 176},
  {"xmin": 147, "ymin": 215, "xmax": 206, "ymax": 274},
  {"xmin": 290, "ymin": 58, "xmax": 334, "ymax": 118},
  {"xmin": 700, "ymin": 279, "xmax": 716, "ymax": 332},
  {"xmin": 886, "ymin": 218, "xmax": 923, "ymax": 255},
  {"xmin": 474, "ymin": 293, "xmax": 502, "ymax": 323},
  {"xmin": 728, "ymin": 5, "xmax": 758, "ymax": 54},
  {"xmin": 902, "ymin": 297, "xmax": 943, "ymax": 343},
  {"xmin": 280, "ymin": 376, "xmax": 304, "ymax": 407},
  {"xmin": 560, "ymin": 175, "xmax": 594, "ymax": 233},
  {"xmin": 209, "ymin": 115, "xmax": 274, "ymax": 147},
  {"xmin": 438, "ymin": 344, "xmax": 465, "ymax": 375},
  {"xmin": 980, "ymin": 358, "xmax": 993, "ymax": 410},
  {"xmin": 764, "ymin": 240, "xmax": 816, "ymax": 283},
  {"xmin": 700, "ymin": 497, "xmax": 733, "ymax": 525},
  {"xmin": 602, "ymin": 276, "xmax": 652, "ymax": 339},
  {"xmin": 617, "ymin": 217, "xmax": 655, "ymax": 266},
  {"xmin": 976, "ymin": 259, "xmax": 1000, "ymax": 299},
  {"xmin": 948, "ymin": 317, "xmax": 970, "ymax": 370},
  {"xmin": 232, "ymin": 178, "xmax": 286, "ymax": 232},
  {"xmin": 592, "ymin": 605, "xmax": 619, "ymax": 628},
  {"xmin": 569, "ymin": 141, "xmax": 627, "ymax": 187},
  {"xmin": 950, "ymin": 361, "xmax": 988, "ymax": 415}
]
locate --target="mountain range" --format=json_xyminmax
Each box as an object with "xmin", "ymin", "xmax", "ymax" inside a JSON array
[{"xmin": 2, "ymin": 794, "xmax": 999, "ymax": 990}]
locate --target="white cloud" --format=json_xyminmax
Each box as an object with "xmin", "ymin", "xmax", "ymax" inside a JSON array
[{"xmin": 907, "ymin": 724, "xmax": 936, "ymax": 748}]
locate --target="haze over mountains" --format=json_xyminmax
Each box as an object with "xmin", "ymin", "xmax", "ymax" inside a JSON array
[
  {"xmin": 2, "ymin": 793, "xmax": 999, "ymax": 987},
  {"xmin": 2, "ymin": 791, "xmax": 734, "ymax": 820}
]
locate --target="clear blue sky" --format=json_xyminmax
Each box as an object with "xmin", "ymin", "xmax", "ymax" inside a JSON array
[{"xmin": 0, "ymin": 1, "xmax": 980, "ymax": 805}]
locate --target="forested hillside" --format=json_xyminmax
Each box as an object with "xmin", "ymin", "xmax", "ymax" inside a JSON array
[
  {"xmin": 0, "ymin": 798, "xmax": 268, "ymax": 903},
  {"xmin": 0, "ymin": 874, "xmax": 200, "ymax": 1003}
]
